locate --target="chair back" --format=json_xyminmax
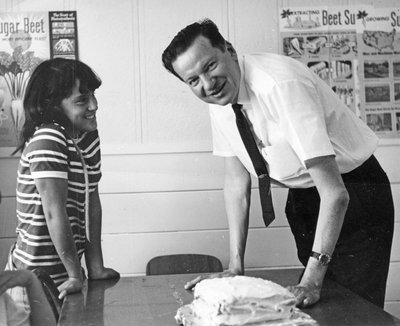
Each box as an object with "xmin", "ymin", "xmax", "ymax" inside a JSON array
[
  {"xmin": 32, "ymin": 268, "xmax": 63, "ymax": 321},
  {"xmin": 146, "ymin": 254, "xmax": 223, "ymax": 276}
]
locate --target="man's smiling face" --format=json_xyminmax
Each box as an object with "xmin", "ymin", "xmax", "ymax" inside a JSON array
[{"xmin": 172, "ymin": 35, "xmax": 241, "ymax": 106}]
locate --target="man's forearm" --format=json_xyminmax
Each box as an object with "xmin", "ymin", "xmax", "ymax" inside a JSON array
[
  {"xmin": 302, "ymin": 189, "xmax": 349, "ymax": 287},
  {"xmin": 301, "ymin": 155, "xmax": 350, "ymax": 288},
  {"xmin": 223, "ymin": 157, "xmax": 252, "ymax": 274},
  {"xmin": 224, "ymin": 184, "xmax": 251, "ymax": 274},
  {"xmin": 313, "ymin": 188, "xmax": 348, "ymax": 255}
]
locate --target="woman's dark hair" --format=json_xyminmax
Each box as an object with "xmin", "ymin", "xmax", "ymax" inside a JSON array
[
  {"xmin": 162, "ymin": 18, "xmax": 226, "ymax": 81},
  {"xmin": 13, "ymin": 58, "xmax": 101, "ymax": 154}
]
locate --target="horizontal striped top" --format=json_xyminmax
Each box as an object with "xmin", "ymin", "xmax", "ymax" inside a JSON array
[{"xmin": 12, "ymin": 123, "xmax": 102, "ymax": 285}]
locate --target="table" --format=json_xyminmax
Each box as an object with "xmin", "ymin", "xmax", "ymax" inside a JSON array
[{"xmin": 58, "ymin": 268, "xmax": 400, "ymax": 326}]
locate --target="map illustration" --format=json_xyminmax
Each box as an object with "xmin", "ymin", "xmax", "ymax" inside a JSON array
[{"xmin": 362, "ymin": 28, "xmax": 396, "ymax": 52}]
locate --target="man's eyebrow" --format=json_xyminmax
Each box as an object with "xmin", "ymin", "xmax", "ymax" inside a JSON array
[
  {"xmin": 202, "ymin": 57, "xmax": 215, "ymax": 68},
  {"xmin": 186, "ymin": 57, "xmax": 215, "ymax": 82}
]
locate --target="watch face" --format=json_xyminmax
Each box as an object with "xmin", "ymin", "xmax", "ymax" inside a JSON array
[
  {"xmin": 319, "ymin": 254, "xmax": 331, "ymax": 265},
  {"xmin": 310, "ymin": 251, "xmax": 332, "ymax": 265}
]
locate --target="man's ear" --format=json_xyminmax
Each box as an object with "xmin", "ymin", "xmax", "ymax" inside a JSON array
[{"xmin": 225, "ymin": 41, "xmax": 238, "ymax": 61}]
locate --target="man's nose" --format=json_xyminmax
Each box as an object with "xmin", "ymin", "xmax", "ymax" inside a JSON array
[{"xmin": 201, "ymin": 75, "xmax": 215, "ymax": 91}]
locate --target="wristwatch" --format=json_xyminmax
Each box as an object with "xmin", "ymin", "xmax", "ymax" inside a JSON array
[{"xmin": 310, "ymin": 251, "xmax": 332, "ymax": 266}]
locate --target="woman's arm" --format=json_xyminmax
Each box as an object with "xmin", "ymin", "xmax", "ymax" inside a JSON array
[
  {"xmin": 35, "ymin": 178, "xmax": 83, "ymax": 298},
  {"xmin": 84, "ymin": 188, "xmax": 119, "ymax": 280}
]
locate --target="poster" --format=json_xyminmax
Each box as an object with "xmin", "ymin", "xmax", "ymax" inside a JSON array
[
  {"xmin": 279, "ymin": 6, "xmax": 400, "ymax": 139},
  {"xmin": 49, "ymin": 11, "xmax": 78, "ymax": 60},
  {"xmin": 279, "ymin": 7, "xmax": 361, "ymax": 117},
  {"xmin": 356, "ymin": 7, "xmax": 400, "ymax": 137},
  {"xmin": 0, "ymin": 12, "xmax": 49, "ymax": 147},
  {"xmin": 0, "ymin": 11, "xmax": 79, "ymax": 150}
]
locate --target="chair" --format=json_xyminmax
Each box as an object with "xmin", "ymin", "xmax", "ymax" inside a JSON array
[
  {"xmin": 146, "ymin": 254, "xmax": 223, "ymax": 276},
  {"xmin": 32, "ymin": 268, "xmax": 63, "ymax": 321}
]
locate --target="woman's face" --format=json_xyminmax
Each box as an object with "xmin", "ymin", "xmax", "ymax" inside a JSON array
[{"xmin": 60, "ymin": 79, "xmax": 98, "ymax": 137}]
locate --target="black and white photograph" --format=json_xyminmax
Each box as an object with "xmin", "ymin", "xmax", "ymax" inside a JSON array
[
  {"xmin": 365, "ymin": 84, "xmax": 391, "ymax": 102},
  {"xmin": 366, "ymin": 112, "xmax": 392, "ymax": 132},
  {"xmin": 364, "ymin": 60, "xmax": 390, "ymax": 79},
  {"xmin": 0, "ymin": 1, "xmax": 399, "ymax": 325}
]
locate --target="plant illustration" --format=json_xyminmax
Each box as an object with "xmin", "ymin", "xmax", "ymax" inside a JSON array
[
  {"xmin": 357, "ymin": 10, "xmax": 368, "ymax": 28},
  {"xmin": 0, "ymin": 29, "xmax": 44, "ymax": 141},
  {"xmin": 0, "ymin": 46, "xmax": 43, "ymax": 101},
  {"xmin": 281, "ymin": 9, "xmax": 293, "ymax": 27}
]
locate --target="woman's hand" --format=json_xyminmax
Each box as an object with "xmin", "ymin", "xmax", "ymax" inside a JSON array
[
  {"xmin": 88, "ymin": 267, "xmax": 120, "ymax": 280},
  {"xmin": 184, "ymin": 270, "xmax": 238, "ymax": 290},
  {"xmin": 286, "ymin": 283, "xmax": 321, "ymax": 307},
  {"xmin": 58, "ymin": 277, "xmax": 83, "ymax": 299}
]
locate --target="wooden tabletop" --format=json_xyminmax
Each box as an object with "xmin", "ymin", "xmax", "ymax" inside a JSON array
[{"xmin": 58, "ymin": 268, "xmax": 400, "ymax": 326}]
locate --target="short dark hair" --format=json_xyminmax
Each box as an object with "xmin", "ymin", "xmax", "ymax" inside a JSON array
[
  {"xmin": 14, "ymin": 58, "xmax": 101, "ymax": 154},
  {"xmin": 162, "ymin": 18, "xmax": 226, "ymax": 81}
]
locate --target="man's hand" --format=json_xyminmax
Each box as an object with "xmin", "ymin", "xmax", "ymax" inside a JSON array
[
  {"xmin": 88, "ymin": 267, "xmax": 120, "ymax": 280},
  {"xmin": 184, "ymin": 270, "xmax": 238, "ymax": 290},
  {"xmin": 286, "ymin": 283, "xmax": 321, "ymax": 307},
  {"xmin": 58, "ymin": 277, "xmax": 83, "ymax": 299}
]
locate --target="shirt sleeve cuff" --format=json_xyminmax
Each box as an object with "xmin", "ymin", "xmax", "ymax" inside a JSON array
[{"xmin": 31, "ymin": 171, "xmax": 68, "ymax": 179}]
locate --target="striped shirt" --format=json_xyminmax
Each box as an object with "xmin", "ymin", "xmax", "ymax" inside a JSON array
[{"xmin": 12, "ymin": 123, "xmax": 102, "ymax": 285}]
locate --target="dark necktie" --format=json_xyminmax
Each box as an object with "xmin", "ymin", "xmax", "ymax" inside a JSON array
[{"xmin": 232, "ymin": 103, "xmax": 275, "ymax": 227}]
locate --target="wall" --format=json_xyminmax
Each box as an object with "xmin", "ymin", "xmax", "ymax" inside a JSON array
[{"xmin": 0, "ymin": 0, "xmax": 399, "ymax": 317}]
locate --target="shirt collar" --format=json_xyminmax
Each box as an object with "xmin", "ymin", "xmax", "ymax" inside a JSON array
[{"xmin": 237, "ymin": 55, "xmax": 250, "ymax": 105}]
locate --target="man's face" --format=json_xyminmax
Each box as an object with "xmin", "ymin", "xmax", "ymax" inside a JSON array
[{"xmin": 172, "ymin": 35, "xmax": 241, "ymax": 106}]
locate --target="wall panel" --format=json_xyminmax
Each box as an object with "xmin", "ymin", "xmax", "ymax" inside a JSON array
[
  {"xmin": 76, "ymin": 0, "xmax": 139, "ymax": 145},
  {"xmin": 0, "ymin": 238, "xmax": 15, "ymax": 270},
  {"xmin": 100, "ymin": 187, "xmax": 290, "ymax": 234},
  {"xmin": 386, "ymin": 262, "xmax": 400, "ymax": 301},
  {"xmin": 0, "ymin": 197, "xmax": 17, "ymax": 237},
  {"xmin": 100, "ymin": 227, "xmax": 300, "ymax": 275},
  {"xmin": 0, "ymin": 158, "xmax": 18, "ymax": 196},
  {"xmin": 390, "ymin": 223, "xmax": 400, "ymax": 262},
  {"xmin": 375, "ymin": 146, "xmax": 400, "ymax": 183},
  {"xmin": 99, "ymin": 152, "xmax": 400, "ymax": 194},
  {"xmin": 138, "ymin": 0, "xmax": 228, "ymax": 146},
  {"xmin": 5, "ymin": 0, "xmax": 66, "ymax": 11},
  {"xmin": 232, "ymin": 0, "xmax": 280, "ymax": 53},
  {"xmin": 385, "ymin": 302, "xmax": 400, "ymax": 322},
  {"xmin": 100, "ymin": 152, "xmax": 224, "ymax": 193}
]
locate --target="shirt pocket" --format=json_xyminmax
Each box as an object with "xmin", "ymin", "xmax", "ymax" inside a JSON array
[{"xmin": 262, "ymin": 140, "xmax": 306, "ymax": 181}]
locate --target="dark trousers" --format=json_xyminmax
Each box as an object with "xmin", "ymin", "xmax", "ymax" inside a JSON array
[{"xmin": 285, "ymin": 155, "xmax": 394, "ymax": 307}]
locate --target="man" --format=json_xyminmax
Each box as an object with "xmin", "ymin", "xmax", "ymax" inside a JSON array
[{"xmin": 162, "ymin": 19, "xmax": 394, "ymax": 308}]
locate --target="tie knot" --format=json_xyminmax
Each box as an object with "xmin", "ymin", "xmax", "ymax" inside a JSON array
[{"xmin": 232, "ymin": 103, "xmax": 243, "ymax": 113}]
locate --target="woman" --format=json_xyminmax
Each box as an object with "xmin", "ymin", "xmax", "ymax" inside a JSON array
[{"xmin": 8, "ymin": 58, "xmax": 119, "ymax": 308}]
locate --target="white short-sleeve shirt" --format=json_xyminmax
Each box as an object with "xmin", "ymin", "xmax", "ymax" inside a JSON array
[{"xmin": 210, "ymin": 53, "xmax": 378, "ymax": 188}]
